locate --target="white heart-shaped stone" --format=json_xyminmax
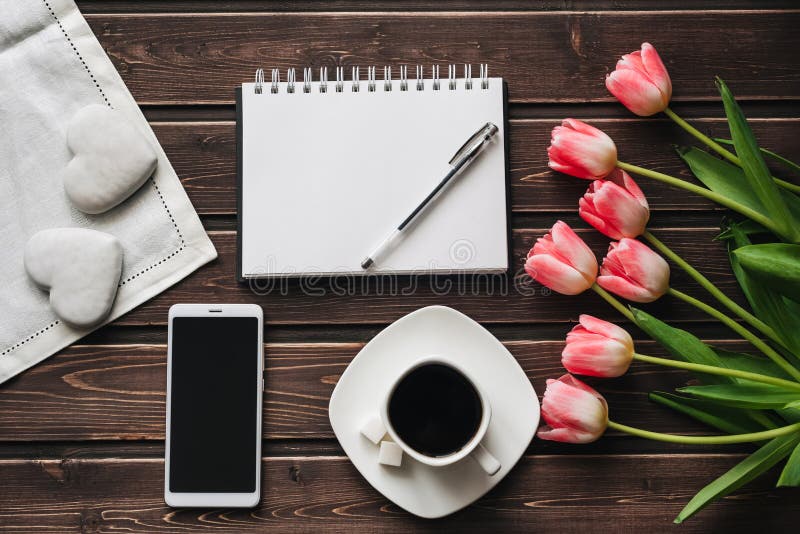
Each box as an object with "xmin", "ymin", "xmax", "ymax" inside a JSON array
[
  {"xmin": 24, "ymin": 228, "xmax": 123, "ymax": 328},
  {"xmin": 63, "ymin": 105, "xmax": 158, "ymax": 214}
]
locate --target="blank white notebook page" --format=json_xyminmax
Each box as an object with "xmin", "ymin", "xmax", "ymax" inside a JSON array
[{"xmin": 240, "ymin": 78, "xmax": 508, "ymax": 276}]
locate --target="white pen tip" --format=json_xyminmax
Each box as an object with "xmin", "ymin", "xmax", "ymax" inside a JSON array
[{"xmin": 361, "ymin": 257, "xmax": 374, "ymax": 270}]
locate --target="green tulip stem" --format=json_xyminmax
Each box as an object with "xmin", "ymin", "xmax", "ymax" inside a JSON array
[
  {"xmin": 668, "ymin": 287, "xmax": 800, "ymax": 383},
  {"xmin": 616, "ymin": 161, "xmax": 785, "ymax": 237},
  {"xmin": 591, "ymin": 284, "xmax": 635, "ymax": 322},
  {"xmin": 663, "ymin": 107, "xmax": 800, "ymax": 195},
  {"xmin": 642, "ymin": 230, "xmax": 787, "ymax": 350},
  {"xmin": 633, "ymin": 353, "xmax": 800, "ymax": 392},
  {"xmin": 607, "ymin": 420, "xmax": 800, "ymax": 445}
]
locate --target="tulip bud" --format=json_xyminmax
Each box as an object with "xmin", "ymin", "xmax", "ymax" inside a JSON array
[
  {"xmin": 525, "ymin": 221, "xmax": 598, "ymax": 295},
  {"xmin": 548, "ymin": 119, "xmax": 617, "ymax": 180},
  {"xmin": 579, "ymin": 169, "xmax": 650, "ymax": 240},
  {"xmin": 606, "ymin": 42, "xmax": 672, "ymax": 117},
  {"xmin": 597, "ymin": 238, "xmax": 670, "ymax": 303},
  {"xmin": 562, "ymin": 315, "xmax": 634, "ymax": 378},
  {"xmin": 538, "ymin": 374, "xmax": 608, "ymax": 444}
]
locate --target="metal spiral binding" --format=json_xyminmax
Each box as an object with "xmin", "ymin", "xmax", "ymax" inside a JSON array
[
  {"xmin": 287, "ymin": 68, "xmax": 296, "ymax": 93},
  {"xmin": 270, "ymin": 68, "xmax": 280, "ymax": 94},
  {"xmin": 253, "ymin": 64, "xmax": 490, "ymax": 94},
  {"xmin": 335, "ymin": 67, "xmax": 344, "ymax": 92},
  {"xmin": 320, "ymin": 67, "xmax": 328, "ymax": 93},
  {"xmin": 254, "ymin": 68, "xmax": 265, "ymax": 94},
  {"xmin": 480, "ymin": 64, "xmax": 489, "ymax": 89},
  {"xmin": 383, "ymin": 66, "xmax": 392, "ymax": 91}
]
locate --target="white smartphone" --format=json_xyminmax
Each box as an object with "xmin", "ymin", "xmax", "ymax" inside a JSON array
[{"xmin": 165, "ymin": 304, "xmax": 263, "ymax": 508}]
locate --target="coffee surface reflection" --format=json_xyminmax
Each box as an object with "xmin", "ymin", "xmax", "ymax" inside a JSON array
[{"xmin": 388, "ymin": 363, "xmax": 483, "ymax": 457}]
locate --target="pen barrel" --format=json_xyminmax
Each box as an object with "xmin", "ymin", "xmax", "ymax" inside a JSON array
[{"xmin": 362, "ymin": 228, "xmax": 403, "ymax": 269}]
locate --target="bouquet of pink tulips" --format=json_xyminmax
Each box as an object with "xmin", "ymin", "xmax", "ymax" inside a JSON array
[{"xmin": 526, "ymin": 43, "xmax": 800, "ymax": 523}]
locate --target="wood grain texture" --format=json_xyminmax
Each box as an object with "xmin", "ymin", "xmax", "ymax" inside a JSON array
[
  {"xmin": 152, "ymin": 118, "xmax": 800, "ymax": 215},
  {"xmin": 1, "ymin": 455, "xmax": 798, "ymax": 533},
  {"xmin": 85, "ymin": 12, "xmax": 800, "ymax": 105},
  {"xmin": 114, "ymin": 228, "xmax": 743, "ymax": 327},
  {"xmin": 76, "ymin": 1, "xmax": 800, "ymax": 13},
  {"xmin": 0, "ymin": 340, "xmax": 764, "ymax": 442},
  {"xmin": 4, "ymin": 3, "xmax": 799, "ymax": 532}
]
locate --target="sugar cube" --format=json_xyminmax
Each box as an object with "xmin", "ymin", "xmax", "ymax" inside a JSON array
[
  {"xmin": 360, "ymin": 415, "xmax": 387, "ymax": 445},
  {"xmin": 378, "ymin": 440, "xmax": 403, "ymax": 467}
]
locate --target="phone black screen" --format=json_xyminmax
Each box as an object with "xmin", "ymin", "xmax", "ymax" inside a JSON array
[{"xmin": 169, "ymin": 316, "xmax": 259, "ymax": 493}]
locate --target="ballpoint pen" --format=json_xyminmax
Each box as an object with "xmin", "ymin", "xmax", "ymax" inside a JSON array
[{"xmin": 360, "ymin": 122, "xmax": 499, "ymax": 270}]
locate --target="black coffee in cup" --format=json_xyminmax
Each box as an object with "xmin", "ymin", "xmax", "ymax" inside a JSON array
[{"xmin": 388, "ymin": 363, "xmax": 483, "ymax": 457}]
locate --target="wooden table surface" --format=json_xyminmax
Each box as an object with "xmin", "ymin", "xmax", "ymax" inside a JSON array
[{"xmin": 3, "ymin": 1, "xmax": 800, "ymax": 532}]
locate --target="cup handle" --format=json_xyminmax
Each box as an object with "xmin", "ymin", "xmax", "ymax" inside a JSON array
[{"xmin": 470, "ymin": 442, "xmax": 501, "ymax": 475}]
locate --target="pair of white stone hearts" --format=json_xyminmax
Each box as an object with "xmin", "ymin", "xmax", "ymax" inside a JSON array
[{"xmin": 24, "ymin": 105, "xmax": 158, "ymax": 328}]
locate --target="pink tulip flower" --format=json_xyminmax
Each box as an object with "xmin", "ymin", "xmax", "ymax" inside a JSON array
[
  {"xmin": 538, "ymin": 374, "xmax": 608, "ymax": 444},
  {"xmin": 562, "ymin": 315, "xmax": 634, "ymax": 378},
  {"xmin": 606, "ymin": 42, "xmax": 672, "ymax": 117},
  {"xmin": 548, "ymin": 119, "xmax": 618, "ymax": 180},
  {"xmin": 579, "ymin": 169, "xmax": 650, "ymax": 240},
  {"xmin": 597, "ymin": 238, "xmax": 670, "ymax": 303},
  {"xmin": 525, "ymin": 221, "xmax": 598, "ymax": 295}
]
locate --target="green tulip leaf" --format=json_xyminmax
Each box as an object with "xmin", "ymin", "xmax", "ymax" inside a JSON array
[
  {"xmin": 678, "ymin": 146, "xmax": 800, "ymax": 223},
  {"xmin": 712, "ymin": 347, "xmax": 794, "ymax": 380},
  {"xmin": 678, "ymin": 383, "xmax": 800, "ymax": 409},
  {"xmin": 777, "ymin": 441, "xmax": 800, "ymax": 487},
  {"xmin": 717, "ymin": 78, "xmax": 798, "ymax": 242},
  {"xmin": 675, "ymin": 434, "xmax": 800, "ymax": 523},
  {"xmin": 715, "ymin": 218, "xmax": 767, "ymax": 240},
  {"xmin": 715, "ymin": 137, "xmax": 800, "ymax": 176},
  {"xmin": 733, "ymin": 243, "xmax": 800, "ymax": 302},
  {"xmin": 722, "ymin": 222, "xmax": 800, "ymax": 359},
  {"xmin": 649, "ymin": 391, "xmax": 765, "ymax": 434},
  {"xmin": 631, "ymin": 308, "xmax": 730, "ymax": 384}
]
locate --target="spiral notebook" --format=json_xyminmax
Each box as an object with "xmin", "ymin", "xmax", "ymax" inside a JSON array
[{"xmin": 236, "ymin": 65, "xmax": 509, "ymax": 279}]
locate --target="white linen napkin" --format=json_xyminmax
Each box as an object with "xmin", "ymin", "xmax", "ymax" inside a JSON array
[{"xmin": 0, "ymin": 0, "xmax": 217, "ymax": 383}]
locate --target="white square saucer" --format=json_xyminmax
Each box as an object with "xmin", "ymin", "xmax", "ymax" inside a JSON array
[{"xmin": 329, "ymin": 305, "xmax": 540, "ymax": 518}]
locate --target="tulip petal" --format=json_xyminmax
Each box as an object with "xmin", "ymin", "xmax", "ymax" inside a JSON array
[
  {"xmin": 542, "ymin": 380, "xmax": 608, "ymax": 434},
  {"xmin": 561, "ymin": 339, "xmax": 632, "ymax": 377},
  {"xmin": 562, "ymin": 118, "xmax": 607, "ymax": 139},
  {"xmin": 537, "ymin": 425, "xmax": 600, "ymax": 444},
  {"xmin": 606, "ymin": 69, "xmax": 666, "ymax": 116},
  {"xmin": 616, "ymin": 50, "xmax": 646, "ymax": 74},
  {"xmin": 549, "ymin": 132, "xmax": 617, "ymax": 179},
  {"xmin": 550, "ymin": 221, "xmax": 598, "ymax": 280},
  {"xmin": 614, "ymin": 169, "xmax": 649, "ymax": 209},
  {"xmin": 548, "ymin": 120, "xmax": 618, "ymax": 180},
  {"xmin": 615, "ymin": 239, "xmax": 670, "ymax": 298},
  {"xmin": 578, "ymin": 314, "xmax": 634, "ymax": 348},
  {"xmin": 526, "ymin": 254, "xmax": 592, "ymax": 295},
  {"xmin": 597, "ymin": 274, "xmax": 658, "ymax": 302},
  {"xmin": 640, "ymin": 42, "xmax": 672, "ymax": 100},
  {"xmin": 591, "ymin": 181, "xmax": 649, "ymax": 238},
  {"xmin": 579, "ymin": 200, "xmax": 624, "ymax": 240}
]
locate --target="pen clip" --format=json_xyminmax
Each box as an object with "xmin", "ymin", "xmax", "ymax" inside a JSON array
[{"xmin": 448, "ymin": 122, "xmax": 498, "ymax": 166}]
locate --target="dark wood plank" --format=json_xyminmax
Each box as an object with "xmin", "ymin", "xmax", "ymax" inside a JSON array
[
  {"xmin": 153, "ymin": 118, "xmax": 800, "ymax": 215},
  {"xmin": 76, "ymin": 1, "xmax": 800, "ymax": 13},
  {"xmin": 85, "ymin": 12, "xmax": 800, "ymax": 105},
  {"xmin": 1, "ymin": 455, "xmax": 797, "ymax": 532},
  {"xmin": 0, "ymin": 340, "xmax": 762, "ymax": 442},
  {"xmin": 116, "ymin": 228, "xmax": 743, "ymax": 326}
]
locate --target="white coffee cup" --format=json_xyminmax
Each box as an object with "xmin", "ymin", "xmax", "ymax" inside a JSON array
[{"xmin": 378, "ymin": 355, "xmax": 501, "ymax": 475}]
